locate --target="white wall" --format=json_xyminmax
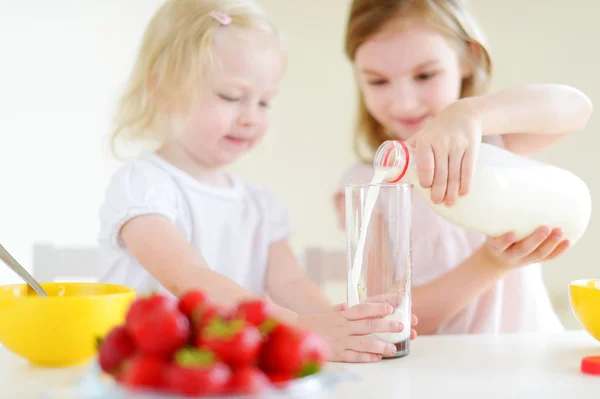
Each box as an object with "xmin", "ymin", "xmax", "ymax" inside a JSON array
[
  {"xmin": 0, "ymin": 0, "xmax": 166, "ymax": 281},
  {"xmin": 1, "ymin": 0, "xmax": 598, "ymax": 328}
]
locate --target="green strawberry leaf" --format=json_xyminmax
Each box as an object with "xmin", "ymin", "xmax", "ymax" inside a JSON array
[
  {"xmin": 175, "ymin": 348, "xmax": 215, "ymax": 367},
  {"xmin": 259, "ymin": 319, "xmax": 277, "ymax": 335},
  {"xmin": 229, "ymin": 318, "xmax": 245, "ymax": 333},
  {"xmin": 204, "ymin": 318, "xmax": 245, "ymax": 338},
  {"xmin": 298, "ymin": 362, "xmax": 320, "ymax": 377},
  {"xmin": 204, "ymin": 318, "xmax": 231, "ymax": 338}
]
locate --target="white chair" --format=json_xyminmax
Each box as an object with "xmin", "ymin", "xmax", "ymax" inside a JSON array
[
  {"xmin": 32, "ymin": 242, "xmax": 108, "ymax": 283},
  {"xmin": 302, "ymin": 247, "xmax": 347, "ymax": 305}
]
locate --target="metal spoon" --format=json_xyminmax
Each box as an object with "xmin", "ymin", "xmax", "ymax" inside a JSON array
[{"xmin": 0, "ymin": 243, "xmax": 48, "ymax": 297}]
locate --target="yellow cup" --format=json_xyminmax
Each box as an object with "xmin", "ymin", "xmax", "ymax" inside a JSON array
[
  {"xmin": 569, "ymin": 279, "xmax": 600, "ymax": 342},
  {"xmin": 0, "ymin": 282, "xmax": 135, "ymax": 367}
]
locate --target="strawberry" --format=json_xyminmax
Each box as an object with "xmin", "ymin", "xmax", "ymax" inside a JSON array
[
  {"xmin": 128, "ymin": 307, "xmax": 190, "ymax": 356},
  {"xmin": 227, "ymin": 367, "xmax": 270, "ymax": 395},
  {"xmin": 163, "ymin": 348, "xmax": 231, "ymax": 396},
  {"xmin": 125, "ymin": 294, "xmax": 175, "ymax": 334},
  {"xmin": 119, "ymin": 353, "xmax": 166, "ymax": 390},
  {"xmin": 178, "ymin": 290, "xmax": 210, "ymax": 321},
  {"xmin": 196, "ymin": 317, "xmax": 262, "ymax": 368},
  {"xmin": 234, "ymin": 298, "xmax": 277, "ymax": 333},
  {"xmin": 260, "ymin": 323, "xmax": 328, "ymax": 377},
  {"xmin": 192, "ymin": 302, "xmax": 225, "ymax": 330},
  {"xmin": 98, "ymin": 326, "xmax": 136, "ymax": 377},
  {"xmin": 266, "ymin": 371, "xmax": 294, "ymax": 386}
]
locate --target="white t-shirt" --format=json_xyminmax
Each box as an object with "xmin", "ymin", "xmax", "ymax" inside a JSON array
[
  {"xmin": 337, "ymin": 162, "xmax": 565, "ymax": 334},
  {"xmin": 97, "ymin": 151, "xmax": 291, "ymax": 297}
]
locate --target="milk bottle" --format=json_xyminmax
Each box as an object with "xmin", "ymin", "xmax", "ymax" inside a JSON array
[{"xmin": 374, "ymin": 140, "xmax": 592, "ymax": 243}]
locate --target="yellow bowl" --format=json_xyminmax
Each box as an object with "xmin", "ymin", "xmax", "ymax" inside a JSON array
[
  {"xmin": 569, "ymin": 279, "xmax": 600, "ymax": 342},
  {"xmin": 0, "ymin": 282, "xmax": 135, "ymax": 367}
]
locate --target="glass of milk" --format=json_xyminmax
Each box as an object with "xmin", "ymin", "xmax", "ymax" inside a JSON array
[{"xmin": 345, "ymin": 181, "xmax": 413, "ymax": 358}]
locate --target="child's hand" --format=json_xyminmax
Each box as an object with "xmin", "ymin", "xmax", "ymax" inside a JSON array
[
  {"xmin": 334, "ymin": 302, "xmax": 419, "ymax": 340},
  {"xmin": 406, "ymin": 100, "xmax": 482, "ymax": 206},
  {"xmin": 481, "ymin": 226, "xmax": 570, "ymax": 269},
  {"xmin": 297, "ymin": 303, "xmax": 412, "ymax": 363}
]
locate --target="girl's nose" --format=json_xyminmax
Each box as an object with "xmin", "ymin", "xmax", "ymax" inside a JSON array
[{"xmin": 389, "ymin": 83, "xmax": 421, "ymax": 116}]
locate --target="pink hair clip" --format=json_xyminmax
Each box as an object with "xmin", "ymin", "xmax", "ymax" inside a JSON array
[{"xmin": 209, "ymin": 11, "xmax": 232, "ymax": 25}]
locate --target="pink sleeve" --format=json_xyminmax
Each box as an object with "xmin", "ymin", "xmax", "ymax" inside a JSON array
[
  {"xmin": 410, "ymin": 198, "xmax": 450, "ymax": 286},
  {"xmin": 410, "ymin": 195, "xmax": 486, "ymax": 287}
]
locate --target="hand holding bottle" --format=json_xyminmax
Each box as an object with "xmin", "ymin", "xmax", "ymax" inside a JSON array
[
  {"xmin": 406, "ymin": 100, "xmax": 482, "ymax": 206},
  {"xmin": 480, "ymin": 226, "xmax": 570, "ymax": 269},
  {"xmin": 374, "ymin": 100, "xmax": 591, "ymax": 246}
]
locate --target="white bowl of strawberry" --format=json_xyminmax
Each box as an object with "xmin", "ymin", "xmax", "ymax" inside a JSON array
[{"xmin": 92, "ymin": 290, "xmax": 348, "ymax": 398}]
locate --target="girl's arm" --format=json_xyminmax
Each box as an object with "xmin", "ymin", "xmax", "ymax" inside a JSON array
[
  {"xmin": 411, "ymin": 248, "xmax": 507, "ymax": 335},
  {"xmin": 264, "ymin": 239, "xmax": 334, "ymax": 314},
  {"xmin": 403, "ymin": 226, "xmax": 567, "ymax": 335},
  {"xmin": 122, "ymin": 215, "xmax": 411, "ymax": 362},
  {"xmin": 467, "ymin": 84, "xmax": 593, "ymax": 154},
  {"xmin": 120, "ymin": 214, "xmax": 299, "ymax": 324},
  {"xmin": 407, "ymin": 84, "xmax": 592, "ymax": 205}
]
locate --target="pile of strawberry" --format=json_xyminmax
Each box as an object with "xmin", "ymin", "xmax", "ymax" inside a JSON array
[{"xmin": 97, "ymin": 290, "xmax": 328, "ymax": 397}]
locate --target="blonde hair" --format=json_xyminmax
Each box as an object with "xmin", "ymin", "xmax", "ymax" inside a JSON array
[
  {"xmin": 345, "ymin": 0, "xmax": 493, "ymax": 161},
  {"xmin": 110, "ymin": 0, "xmax": 280, "ymax": 157}
]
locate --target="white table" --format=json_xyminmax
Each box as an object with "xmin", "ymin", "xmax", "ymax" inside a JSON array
[
  {"xmin": 1, "ymin": 330, "xmax": 599, "ymax": 398},
  {"xmin": 332, "ymin": 330, "xmax": 600, "ymax": 398}
]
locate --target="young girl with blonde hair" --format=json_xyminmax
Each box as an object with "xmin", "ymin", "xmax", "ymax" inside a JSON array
[
  {"xmin": 98, "ymin": 0, "xmax": 416, "ymax": 363},
  {"xmin": 335, "ymin": 0, "xmax": 592, "ymax": 335}
]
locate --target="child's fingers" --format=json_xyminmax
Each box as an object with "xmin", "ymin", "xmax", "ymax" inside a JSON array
[
  {"xmin": 415, "ymin": 143, "xmax": 435, "ymax": 189},
  {"xmin": 347, "ymin": 336, "xmax": 397, "ymax": 357},
  {"xmin": 522, "ymin": 228, "xmax": 563, "ymax": 264},
  {"xmin": 344, "ymin": 303, "xmax": 394, "ymax": 320},
  {"xmin": 410, "ymin": 328, "xmax": 418, "ymax": 340},
  {"xmin": 444, "ymin": 147, "xmax": 463, "ymax": 206},
  {"xmin": 506, "ymin": 226, "xmax": 551, "ymax": 259},
  {"xmin": 430, "ymin": 147, "xmax": 449, "ymax": 204},
  {"xmin": 459, "ymin": 147, "xmax": 475, "ymax": 197},
  {"xmin": 347, "ymin": 318, "xmax": 404, "ymax": 336},
  {"xmin": 487, "ymin": 232, "xmax": 517, "ymax": 253},
  {"xmin": 364, "ymin": 293, "xmax": 401, "ymax": 307},
  {"xmin": 340, "ymin": 350, "xmax": 382, "ymax": 363},
  {"xmin": 332, "ymin": 303, "xmax": 348, "ymax": 312},
  {"xmin": 544, "ymin": 239, "xmax": 570, "ymax": 261},
  {"xmin": 411, "ymin": 314, "xmax": 418, "ymax": 327}
]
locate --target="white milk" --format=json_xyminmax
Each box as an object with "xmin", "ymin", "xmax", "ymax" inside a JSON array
[
  {"xmin": 347, "ymin": 169, "xmax": 411, "ymax": 344},
  {"xmin": 348, "ymin": 169, "xmax": 387, "ymax": 306},
  {"xmin": 378, "ymin": 141, "xmax": 592, "ymax": 243},
  {"xmin": 373, "ymin": 304, "xmax": 411, "ymax": 344}
]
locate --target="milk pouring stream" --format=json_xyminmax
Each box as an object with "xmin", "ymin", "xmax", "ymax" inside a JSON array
[{"xmin": 375, "ymin": 140, "xmax": 592, "ymax": 243}]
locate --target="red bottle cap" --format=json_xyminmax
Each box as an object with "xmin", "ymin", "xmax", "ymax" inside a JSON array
[
  {"xmin": 380, "ymin": 141, "xmax": 410, "ymax": 183},
  {"xmin": 581, "ymin": 356, "xmax": 600, "ymax": 375}
]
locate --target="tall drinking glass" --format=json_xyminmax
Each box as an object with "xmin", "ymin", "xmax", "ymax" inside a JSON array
[{"xmin": 345, "ymin": 183, "xmax": 412, "ymax": 357}]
